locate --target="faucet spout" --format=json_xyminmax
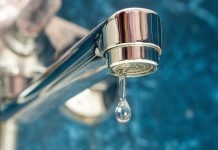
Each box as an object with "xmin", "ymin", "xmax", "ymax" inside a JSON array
[
  {"xmin": 100, "ymin": 8, "xmax": 162, "ymax": 77},
  {"xmin": 0, "ymin": 8, "xmax": 162, "ymax": 122}
]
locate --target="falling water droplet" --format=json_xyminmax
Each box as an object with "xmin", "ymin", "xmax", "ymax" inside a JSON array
[
  {"xmin": 115, "ymin": 98, "xmax": 131, "ymax": 123},
  {"xmin": 115, "ymin": 71, "xmax": 131, "ymax": 123}
]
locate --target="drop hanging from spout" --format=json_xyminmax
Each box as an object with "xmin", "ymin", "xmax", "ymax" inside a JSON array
[{"xmin": 115, "ymin": 70, "xmax": 131, "ymax": 123}]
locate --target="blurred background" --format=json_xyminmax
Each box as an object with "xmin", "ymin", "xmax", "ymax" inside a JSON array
[{"xmin": 1, "ymin": 0, "xmax": 218, "ymax": 150}]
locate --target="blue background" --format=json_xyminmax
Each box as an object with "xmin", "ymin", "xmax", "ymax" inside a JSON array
[{"xmin": 18, "ymin": 0, "xmax": 218, "ymax": 150}]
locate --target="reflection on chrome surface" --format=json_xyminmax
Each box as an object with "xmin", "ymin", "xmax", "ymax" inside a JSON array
[
  {"xmin": 0, "ymin": 8, "xmax": 162, "ymax": 121},
  {"xmin": 0, "ymin": 6, "xmax": 162, "ymax": 150},
  {"xmin": 99, "ymin": 8, "xmax": 162, "ymax": 77},
  {"xmin": 62, "ymin": 80, "xmax": 117, "ymax": 125}
]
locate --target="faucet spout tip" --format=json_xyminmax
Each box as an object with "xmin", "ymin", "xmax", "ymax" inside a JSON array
[{"xmin": 100, "ymin": 8, "xmax": 162, "ymax": 77}]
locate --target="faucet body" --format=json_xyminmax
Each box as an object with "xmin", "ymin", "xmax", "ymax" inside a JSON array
[{"xmin": 0, "ymin": 8, "xmax": 162, "ymax": 123}]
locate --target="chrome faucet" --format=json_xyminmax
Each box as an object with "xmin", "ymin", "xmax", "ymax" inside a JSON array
[{"xmin": 0, "ymin": 8, "xmax": 162, "ymax": 123}]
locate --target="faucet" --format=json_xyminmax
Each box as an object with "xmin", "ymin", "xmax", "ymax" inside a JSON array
[{"xmin": 0, "ymin": 8, "xmax": 162, "ymax": 124}]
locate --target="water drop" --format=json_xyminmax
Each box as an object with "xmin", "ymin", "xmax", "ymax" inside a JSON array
[
  {"xmin": 115, "ymin": 99, "xmax": 131, "ymax": 123},
  {"xmin": 115, "ymin": 71, "xmax": 131, "ymax": 123}
]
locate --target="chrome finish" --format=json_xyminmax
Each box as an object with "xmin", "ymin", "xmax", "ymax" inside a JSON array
[
  {"xmin": 106, "ymin": 46, "xmax": 159, "ymax": 77},
  {"xmin": 0, "ymin": 8, "xmax": 162, "ymax": 122},
  {"xmin": 99, "ymin": 8, "xmax": 162, "ymax": 77},
  {"xmin": 100, "ymin": 8, "xmax": 161, "ymax": 54}
]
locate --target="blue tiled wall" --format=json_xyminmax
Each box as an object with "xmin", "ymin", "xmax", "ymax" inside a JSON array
[{"xmin": 17, "ymin": 0, "xmax": 218, "ymax": 149}]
